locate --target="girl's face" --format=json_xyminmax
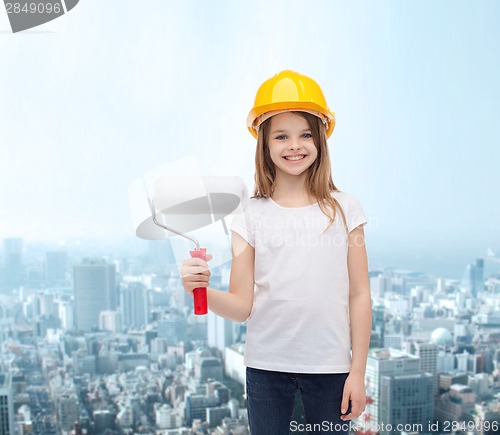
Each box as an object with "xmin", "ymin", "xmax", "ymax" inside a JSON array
[{"xmin": 267, "ymin": 112, "xmax": 318, "ymax": 179}]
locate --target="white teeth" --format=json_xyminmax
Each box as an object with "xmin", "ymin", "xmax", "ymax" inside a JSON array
[{"xmin": 285, "ymin": 155, "xmax": 305, "ymax": 161}]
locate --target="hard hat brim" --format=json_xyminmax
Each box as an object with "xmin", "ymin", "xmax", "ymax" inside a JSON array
[{"xmin": 247, "ymin": 102, "xmax": 335, "ymax": 139}]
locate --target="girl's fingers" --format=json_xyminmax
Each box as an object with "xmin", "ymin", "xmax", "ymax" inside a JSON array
[
  {"xmin": 186, "ymin": 257, "xmax": 211, "ymax": 267},
  {"xmin": 184, "ymin": 274, "xmax": 210, "ymax": 283},
  {"xmin": 341, "ymin": 400, "xmax": 363, "ymax": 420},
  {"xmin": 340, "ymin": 395, "xmax": 350, "ymax": 416},
  {"xmin": 187, "ymin": 267, "xmax": 211, "ymax": 275},
  {"xmin": 181, "ymin": 265, "xmax": 211, "ymax": 277}
]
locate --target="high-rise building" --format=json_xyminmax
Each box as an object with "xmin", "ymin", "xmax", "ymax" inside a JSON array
[
  {"xmin": 436, "ymin": 349, "xmax": 455, "ymax": 374},
  {"xmin": 379, "ymin": 373, "xmax": 434, "ymax": 431},
  {"xmin": 472, "ymin": 258, "xmax": 485, "ymax": 297},
  {"xmin": 58, "ymin": 300, "xmax": 75, "ymax": 331},
  {"xmin": 185, "ymin": 394, "xmax": 219, "ymax": 426},
  {"xmin": 195, "ymin": 357, "xmax": 223, "ymax": 382},
  {"xmin": 155, "ymin": 404, "xmax": 182, "ymax": 430},
  {"xmin": 58, "ymin": 394, "xmax": 79, "ymax": 432},
  {"xmin": 116, "ymin": 405, "xmax": 134, "ymax": 429},
  {"xmin": 364, "ymin": 348, "xmax": 422, "ymax": 432},
  {"xmin": 0, "ymin": 372, "xmax": 14, "ymax": 435},
  {"xmin": 72, "ymin": 350, "xmax": 96, "ymax": 375},
  {"xmin": 206, "ymin": 268, "xmax": 235, "ymax": 352},
  {"xmin": 384, "ymin": 334, "xmax": 404, "ymax": 350},
  {"xmin": 463, "ymin": 258, "xmax": 484, "ymax": 298},
  {"xmin": 73, "ymin": 258, "xmax": 116, "ymax": 331},
  {"xmin": 38, "ymin": 292, "xmax": 58, "ymax": 317},
  {"xmin": 93, "ymin": 409, "xmax": 116, "ymax": 433},
  {"xmin": 207, "ymin": 406, "xmax": 231, "ymax": 428},
  {"xmin": 99, "ymin": 310, "xmax": 121, "ymax": 333},
  {"xmin": 208, "ymin": 311, "xmax": 235, "ymax": 353},
  {"xmin": 157, "ymin": 313, "xmax": 187, "ymax": 343},
  {"xmin": 224, "ymin": 344, "xmax": 245, "ymax": 386},
  {"xmin": 405, "ymin": 339, "xmax": 439, "ymax": 395},
  {"xmin": 371, "ymin": 304, "xmax": 385, "ymax": 348},
  {"xmin": 434, "ymin": 384, "xmax": 476, "ymax": 425},
  {"xmin": 2, "ymin": 238, "xmax": 23, "ymax": 290},
  {"xmin": 468, "ymin": 373, "xmax": 490, "ymax": 397},
  {"xmin": 369, "ymin": 273, "xmax": 391, "ymax": 299},
  {"xmin": 120, "ymin": 283, "xmax": 148, "ymax": 328},
  {"xmin": 412, "ymin": 341, "xmax": 438, "ymax": 375}
]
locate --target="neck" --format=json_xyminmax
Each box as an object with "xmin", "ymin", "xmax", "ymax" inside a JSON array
[{"xmin": 272, "ymin": 173, "xmax": 310, "ymax": 201}]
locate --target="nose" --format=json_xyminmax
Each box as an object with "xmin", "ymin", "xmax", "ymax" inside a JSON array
[{"xmin": 288, "ymin": 137, "xmax": 302, "ymax": 151}]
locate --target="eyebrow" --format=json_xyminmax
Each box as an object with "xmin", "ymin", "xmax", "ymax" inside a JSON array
[{"xmin": 271, "ymin": 128, "xmax": 312, "ymax": 134}]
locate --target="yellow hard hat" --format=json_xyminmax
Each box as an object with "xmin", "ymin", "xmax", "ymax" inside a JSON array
[{"xmin": 247, "ymin": 70, "xmax": 336, "ymax": 139}]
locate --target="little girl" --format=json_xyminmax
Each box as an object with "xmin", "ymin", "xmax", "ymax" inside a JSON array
[{"xmin": 182, "ymin": 70, "xmax": 371, "ymax": 434}]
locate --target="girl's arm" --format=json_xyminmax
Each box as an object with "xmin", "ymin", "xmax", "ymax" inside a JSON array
[
  {"xmin": 347, "ymin": 225, "xmax": 372, "ymax": 375},
  {"xmin": 207, "ymin": 231, "xmax": 255, "ymax": 322},
  {"xmin": 340, "ymin": 224, "xmax": 372, "ymax": 421}
]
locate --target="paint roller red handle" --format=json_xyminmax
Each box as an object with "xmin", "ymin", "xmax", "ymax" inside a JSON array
[{"xmin": 189, "ymin": 247, "xmax": 208, "ymax": 315}]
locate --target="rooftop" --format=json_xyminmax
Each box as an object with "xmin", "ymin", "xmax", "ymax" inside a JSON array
[{"xmin": 368, "ymin": 348, "xmax": 418, "ymax": 360}]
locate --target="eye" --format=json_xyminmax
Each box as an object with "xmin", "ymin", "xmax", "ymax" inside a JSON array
[
  {"xmin": 302, "ymin": 133, "xmax": 312, "ymax": 138},
  {"xmin": 276, "ymin": 134, "xmax": 287, "ymax": 140}
]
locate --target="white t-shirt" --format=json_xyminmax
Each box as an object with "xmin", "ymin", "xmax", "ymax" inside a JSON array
[{"xmin": 229, "ymin": 190, "xmax": 368, "ymax": 373}]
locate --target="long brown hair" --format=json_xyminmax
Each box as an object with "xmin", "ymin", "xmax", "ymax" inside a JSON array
[{"xmin": 251, "ymin": 111, "xmax": 348, "ymax": 235}]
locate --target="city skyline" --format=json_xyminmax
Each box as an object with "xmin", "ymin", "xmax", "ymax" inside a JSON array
[
  {"xmin": 0, "ymin": 1, "xmax": 499, "ymax": 263},
  {"xmin": 0, "ymin": 240, "xmax": 499, "ymax": 433}
]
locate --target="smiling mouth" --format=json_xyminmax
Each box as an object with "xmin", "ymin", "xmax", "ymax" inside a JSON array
[{"xmin": 283, "ymin": 155, "xmax": 306, "ymax": 161}]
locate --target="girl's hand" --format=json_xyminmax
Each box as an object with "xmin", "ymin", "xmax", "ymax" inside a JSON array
[
  {"xmin": 180, "ymin": 254, "xmax": 213, "ymax": 297},
  {"xmin": 340, "ymin": 372, "xmax": 366, "ymax": 421}
]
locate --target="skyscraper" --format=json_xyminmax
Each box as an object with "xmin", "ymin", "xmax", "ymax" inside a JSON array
[
  {"xmin": 120, "ymin": 283, "xmax": 148, "ymax": 329},
  {"xmin": 364, "ymin": 348, "xmax": 423, "ymax": 432},
  {"xmin": 2, "ymin": 238, "xmax": 23, "ymax": 290},
  {"xmin": 58, "ymin": 394, "xmax": 79, "ymax": 432},
  {"xmin": 371, "ymin": 304, "xmax": 385, "ymax": 348},
  {"xmin": 99, "ymin": 310, "xmax": 122, "ymax": 333},
  {"xmin": 471, "ymin": 258, "xmax": 485, "ymax": 298},
  {"xmin": 38, "ymin": 292, "xmax": 58, "ymax": 317},
  {"xmin": 379, "ymin": 373, "xmax": 434, "ymax": 431},
  {"xmin": 157, "ymin": 313, "xmax": 187, "ymax": 343},
  {"xmin": 206, "ymin": 268, "xmax": 235, "ymax": 352},
  {"xmin": 463, "ymin": 258, "xmax": 485, "ymax": 298},
  {"xmin": 73, "ymin": 258, "xmax": 116, "ymax": 331},
  {"xmin": 0, "ymin": 372, "xmax": 14, "ymax": 435},
  {"xmin": 405, "ymin": 339, "xmax": 439, "ymax": 396},
  {"xmin": 58, "ymin": 300, "xmax": 75, "ymax": 331},
  {"xmin": 208, "ymin": 311, "xmax": 235, "ymax": 353}
]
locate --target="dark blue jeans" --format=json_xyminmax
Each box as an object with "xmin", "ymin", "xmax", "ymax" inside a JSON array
[{"xmin": 246, "ymin": 366, "xmax": 352, "ymax": 434}]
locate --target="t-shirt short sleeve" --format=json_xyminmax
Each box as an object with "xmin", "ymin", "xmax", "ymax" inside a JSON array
[
  {"xmin": 230, "ymin": 204, "xmax": 254, "ymax": 248},
  {"xmin": 347, "ymin": 195, "xmax": 368, "ymax": 233}
]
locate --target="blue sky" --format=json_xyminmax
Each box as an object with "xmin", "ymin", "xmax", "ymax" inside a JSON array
[{"xmin": 1, "ymin": 0, "xmax": 499, "ymax": 276}]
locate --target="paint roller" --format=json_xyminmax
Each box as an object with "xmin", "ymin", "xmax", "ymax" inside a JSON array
[{"xmin": 131, "ymin": 173, "xmax": 248, "ymax": 315}]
